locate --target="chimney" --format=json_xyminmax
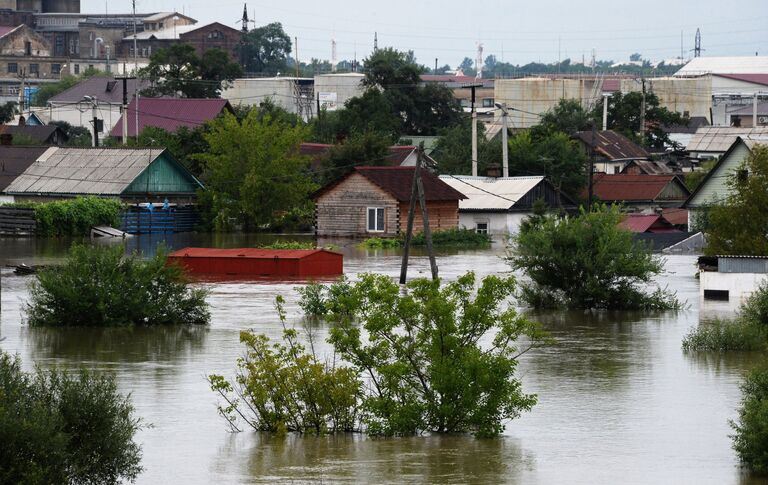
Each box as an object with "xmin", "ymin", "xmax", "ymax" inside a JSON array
[
  {"xmin": 0, "ymin": 133, "xmax": 13, "ymax": 146},
  {"xmin": 486, "ymin": 162, "xmax": 501, "ymax": 178}
]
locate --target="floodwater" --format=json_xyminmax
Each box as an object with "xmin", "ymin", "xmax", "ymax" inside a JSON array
[{"xmin": 1, "ymin": 234, "xmax": 767, "ymax": 485}]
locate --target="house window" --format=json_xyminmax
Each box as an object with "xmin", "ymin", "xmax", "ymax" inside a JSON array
[
  {"xmin": 74, "ymin": 64, "xmax": 80, "ymax": 74},
  {"xmin": 482, "ymin": 98, "xmax": 494, "ymax": 108},
  {"xmin": 29, "ymin": 63, "xmax": 39, "ymax": 75},
  {"xmin": 613, "ymin": 165, "xmax": 621, "ymax": 174},
  {"xmin": 475, "ymin": 222, "xmax": 489, "ymax": 234},
  {"xmin": 51, "ymin": 63, "xmax": 61, "ymax": 75},
  {"xmin": 7, "ymin": 62, "xmax": 17, "ymax": 74},
  {"xmin": 367, "ymin": 207, "xmax": 385, "ymax": 232},
  {"xmin": 24, "ymin": 41, "xmax": 31, "ymax": 55}
]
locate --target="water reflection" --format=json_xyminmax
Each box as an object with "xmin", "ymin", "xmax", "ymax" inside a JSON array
[
  {"xmin": 215, "ymin": 432, "xmax": 531, "ymax": 485},
  {"xmin": 25, "ymin": 325, "xmax": 209, "ymax": 363}
]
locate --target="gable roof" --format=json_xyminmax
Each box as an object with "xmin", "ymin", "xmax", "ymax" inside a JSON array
[
  {"xmin": 439, "ymin": 175, "xmax": 545, "ymax": 211},
  {"xmin": 110, "ymin": 98, "xmax": 232, "ymax": 138},
  {"xmin": 1, "ymin": 125, "xmax": 66, "ymax": 144},
  {"xmin": 572, "ymin": 130, "xmax": 649, "ymax": 160},
  {"xmin": 126, "ymin": 24, "xmax": 199, "ymax": 40},
  {"xmin": 0, "ymin": 146, "xmax": 50, "ymax": 192},
  {"xmin": 4, "ymin": 147, "xmax": 201, "ymax": 196},
  {"xmin": 684, "ymin": 136, "xmax": 767, "ymax": 208},
  {"xmin": 49, "ymin": 76, "xmax": 149, "ymax": 105},
  {"xmin": 592, "ymin": 174, "xmax": 690, "ymax": 202},
  {"xmin": 314, "ymin": 166, "xmax": 466, "ymax": 202},
  {"xmin": 299, "ymin": 143, "xmax": 432, "ymax": 171},
  {"xmin": 662, "ymin": 116, "xmax": 710, "ymax": 135},
  {"xmin": 619, "ymin": 214, "xmax": 679, "ymax": 233},
  {"xmin": 687, "ymin": 127, "xmax": 768, "ymax": 154}
]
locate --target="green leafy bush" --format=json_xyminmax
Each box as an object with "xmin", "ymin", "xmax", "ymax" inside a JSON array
[
  {"xmin": 259, "ymin": 240, "xmax": 316, "ymax": 249},
  {"xmin": 208, "ymin": 297, "xmax": 361, "ymax": 434},
  {"xmin": 360, "ymin": 228, "xmax": 492, "ymax": 249},
  {"xmin": 508, "ymin": 204, "xmax": 680, "ymax": 310},
  {"xmin": 732, "ymin": 367, "xmax": 768, "ymax": 474},
  {"xmin": 683, "ymin": 283, "xmax": 768, "ymax": 352},
  {"xmin": 308, "ymin": 272, "xmax": 548, "ymax": 437},
  {"xmin": 0, "ymin": 352, "xmax": 143, "ymax": 484},
  {"xmin": 27, "ymin": 244, "xmax": 210, "ymax": 327},
  {"xmin": 33, "ymin": 196, "xmax": 124, "ymax": 237}
]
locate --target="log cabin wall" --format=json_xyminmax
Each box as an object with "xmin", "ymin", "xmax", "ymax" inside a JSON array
[{"xmin": 397, "ymin": 200, "xmax": 459, "ymax": 234}]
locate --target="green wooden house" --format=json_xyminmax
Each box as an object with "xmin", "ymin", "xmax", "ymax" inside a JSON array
[{"xmin": 4, "ymin": 147, "xmax": 203, "ymax": 203}]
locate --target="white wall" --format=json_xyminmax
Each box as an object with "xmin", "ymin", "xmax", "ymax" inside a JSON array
[
  {"xmin": 458, "ymin": 212, "xmax": 529, "ymax": 236},
  {"xmin": 314, "ymin": 73, "xmax": 365, "ymax": 111},
  {"xmin": 46, "ymin": 103, "xmax": 122, "ymax": 136},
  {"xmin": 700, "ymin": 271, "xmax": 768, "ymax": 311}
]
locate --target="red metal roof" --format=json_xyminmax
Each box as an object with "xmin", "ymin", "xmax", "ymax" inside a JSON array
[
  {"xmin": 573, "ymin": 130, "xmax": 649, "ymax": 161},
  {"xmin": 0, "ymin": 26, "xmax": 17, "ymax": 38},
  {"xmin": 354, "ymin": 166, "xmax": 466, "ymax": 202},
  {"xmin": 299, "ymin": 143, "xmax": 419, "ymax": 171},
  {"xmin": 110, "ymin": 98, "xmax": 232, "ymax": 137},
  {"xmin": 592, "ymin": 174, "xmax": 688, "ymax": 202},
  {"xmin": 713, "ymin": 73, "xmax": 768, "ymax": 87},
  {"xmin": 662, "ymin": 208, "xmax": 688, "ymax": 226},
  {"xmin": 168, "ymin": 248, "xmax": 337, "ymax": 259},
  {"xmin": 619, "ymin": 214, "xmax": 661, "ymax": 232}
]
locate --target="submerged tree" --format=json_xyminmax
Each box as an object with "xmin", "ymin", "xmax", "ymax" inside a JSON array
[
  {"xmin": 508, "ymin": 204, "xmax": 680, "ymax": 310},
  {"xmin": 732, "ymin": 367, "xmax": 768, "ymax": 474},
  {"xmin": 317, "ymin": 272, "xmax": 547, "ymax": 437},
  {"xmin": 0, "ymin": 353, "xmax": 143, "ymax": 484}
]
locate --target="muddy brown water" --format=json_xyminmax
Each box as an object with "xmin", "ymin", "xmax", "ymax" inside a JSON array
[{"xmin": 1, "ymin": 234, "xmax": 766, "ymax": 484}]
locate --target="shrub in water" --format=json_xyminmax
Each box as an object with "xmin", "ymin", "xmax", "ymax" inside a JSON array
[
  {"xmin": 0, "ymin": 353, "xmax": 143, "ymax": 484},
  {"xmin": 33, "ymin": 196, "xmax": 124, "ymax": 237},
  {"xmin": 27, "ymin": 244, "xmax": 210, "ymax": 327},
  {"xmin": 732, "ymin": 367, "xmax": 768, "ymax": 474}
]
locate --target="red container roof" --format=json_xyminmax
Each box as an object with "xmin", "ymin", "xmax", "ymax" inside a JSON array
[{"xmin": 168, "ymin": 247, "xmax": 341, "ymax": 260}]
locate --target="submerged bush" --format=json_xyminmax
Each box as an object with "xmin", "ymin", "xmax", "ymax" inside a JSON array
[
  {"xmin": 0, "ymin": 353, "xmax": 143, "ymax": 484},
  {"xmin": 683, "ymin": 283, "xmax": 768, "ymax": 352},
  {"xmin": 27, "ymin": 244, "xmax": 210, "ymax": 327},
  {"xmin": 305, "ymin": 272, "xmax": 548, "ymax": 437},
  {"xmin": 508, "ymin": 204, "xmax": 680, "ymax": 310},
  {"xmin": 732, "ymin": 367, "xmax": 768, "ymax": 474},
  {"xmin": 258, "ymin": 240, "xmax": 316, "ymax": 249},
  {"xmin": 359, "ymin": 228, "xmax": 492, "ymax": 249},
  {"xmin": 208, "ymin": 297, "xmax": 361, "ymax": 434}
]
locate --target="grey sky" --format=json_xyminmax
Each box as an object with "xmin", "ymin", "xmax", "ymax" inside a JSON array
[{"xmin": 88, "ymin": 0, "xmax": 767, "ymax": 67}]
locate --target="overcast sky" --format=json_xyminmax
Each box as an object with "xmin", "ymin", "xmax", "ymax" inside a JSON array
[{"xmin": 87, "ymin": 0, "xmax": 767, "ymax": 67}]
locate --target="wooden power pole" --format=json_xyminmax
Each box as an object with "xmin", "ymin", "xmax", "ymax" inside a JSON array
[{"xmin": 399, "ymin": 144, "xmax": 438, "ymax": 284}]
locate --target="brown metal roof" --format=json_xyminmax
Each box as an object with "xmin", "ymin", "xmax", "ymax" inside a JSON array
[
  {"xmin": 49, "ymin": 76, "xmax": 150, "ymax": 105},
  {"xmin": 110, "ymin": 98, "xmax": 232, "ymax": 138},
  {"xmin": 314, "ymin": 166, "xmax": 466, "ymax": 202},
  {"xmin": 0, "ymin": 146, "xmax": 50, "ymax": 192},
  {"xmin": 591, "ymin": 174, "xmax": 689, "ymax": 202},
  {"xmin": 573, "ymin": 130, "xmax": 650, "ymax": 161}
]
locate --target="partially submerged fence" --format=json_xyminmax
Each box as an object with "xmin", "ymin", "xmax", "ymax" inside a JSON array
[{"xmin": 0, "ymin": 207, "xmax": 36, "ymax": 235}]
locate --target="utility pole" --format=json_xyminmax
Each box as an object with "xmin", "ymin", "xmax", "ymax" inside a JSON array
[
  {"xmin": 132, "ymin": 0, "xmax": 139, "ymax": 142},
  {"xmin": 464, "ymin": 82, "xmax": 482, "ymax": 177},
  {"xmin": 495, "ymin": 102, "xmax": 509, "ymax": 177},
  {"xmin": 754, "ymin": 93, "xmax": 759, "ymax": 128},
  {"xmin": 399, "ymin": 144, "xmax": 438, "ymax": 283},
  {"xmin": 294, "ymin": 37, "xmax": 299, "ymax": 77},
  {"xmin": 640, "ymin": 78, "xmax": 647, "ymax": 147},
  {"xmin": 587, "ymin": 122, "xmax": 596, "ymax": 212},
  {"xmin": 694, "ymin": 28, "xmax": 701, "ymax": 58},
  {"xmin": 91, "ymin": 98, "xmax": 99, "ymax": 147},
  {"xmin": 602, "ymin": 93, "xmax": 609, "ymax": 131},
  {"xmin": 115, "ymin": 75, "xmax": 135, "ymax": 145},
  {"xmin": 17, "ymin": 68, "xmax": 26, "ymax": 114}
]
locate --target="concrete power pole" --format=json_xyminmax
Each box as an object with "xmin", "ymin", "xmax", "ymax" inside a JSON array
[
  {"xmin": 495, "ymin": 102, "xmax": 509, "ymax": 177},
  {"xmin": 464, "ymin": 83, "xmax": 482, "ymax": 177},
  {"xmin": 754, "ymin": 93, "xmax": 759, "ymax": 128},
  {"xmin": 602, "ymin": 94, "xmax": 609, "ymax": 131},
  {"xmin": 640, "ymin": 78, "xmax": 647, "ymax": 146},
  {"xmin": 115, "ymin": 75, "xmax": 135, "ymax": 145}
]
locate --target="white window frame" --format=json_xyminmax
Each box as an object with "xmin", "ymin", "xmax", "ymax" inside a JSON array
[
  {"xmin": 475, "ymin": 221, "xmax": 489, "ymax": 235},
  {"xmin": 367, "ymin": 207, "xmax": 385, "ymax": 232}
]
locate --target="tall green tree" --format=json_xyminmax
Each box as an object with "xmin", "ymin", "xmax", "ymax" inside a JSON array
[
  {"xmin": 319, "ymin": 131, "xmax": 391, "ymax": 183},
  {"xmin": 705, "ymin": 145, "xmax": 768, "ymax": 256},
  {"xmin": 195, "ymin": 109, "xmax": 315, "ymax": 230},
  {"xmin": 239, "ymin": 22, "xmax": 292, "ymax": 75},
  {"xmin": 140, "ymin": 45, "xmax": 242, "ymax": 98},
  {"xmin": 531, "ymin": 98, "xmax": 594, "ymax": 138},
  {"xmin": 591, "ymin": 91, "xmax": 685, "ymax": 149},
  {"xmin": 432, "ymin": 120, "xmax": 500, "ymax": 175},
  {"xmin": 0, "ymin": 101, "xmax": 16, "ymax": 123}
]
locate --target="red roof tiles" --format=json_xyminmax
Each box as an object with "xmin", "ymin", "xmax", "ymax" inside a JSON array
[{"xmin": 110, "ymin": 98, "xmax": 232, "ymax": 138}]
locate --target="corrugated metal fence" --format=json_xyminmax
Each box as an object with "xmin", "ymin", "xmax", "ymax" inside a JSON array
[
  {"xmin": 121, "ymin": 206, "xmax": 201, "ymax": 234},
  {"xmin": 719, "ymin": 257, "xmax": 768, "ymax": 274}
]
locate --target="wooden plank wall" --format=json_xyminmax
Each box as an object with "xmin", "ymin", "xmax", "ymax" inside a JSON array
[
  {"xmin": 0, "ymin": 207, "xmax": 36, "ymax": 235},
  {"xmin": 315, "ymin": 173, "xmax": 400, "ymax": 237},
  {"xmin": 397, "ymin": 201, "xmax": 459, "ymax": 234}
]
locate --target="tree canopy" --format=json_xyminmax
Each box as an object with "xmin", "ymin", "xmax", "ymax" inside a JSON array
[
  {"xmin": 239, "ymin": 22, "xmax": 292, "ymax": 75},
  {"xmin": 140, "ymin": 44, "xmax": 242, "ymax": 98},
  {"xmin": 705, "ymin": 145, "xmax": 768, "ymax": 256},
  {"xmin": 195, "ymin": 108, "xmax": 315, "ymax": 230}
]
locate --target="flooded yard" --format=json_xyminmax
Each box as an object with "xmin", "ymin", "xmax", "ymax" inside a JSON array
[{"xmin": 1, "ymin": 235, "xmax": 766, "ymax": 484}]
